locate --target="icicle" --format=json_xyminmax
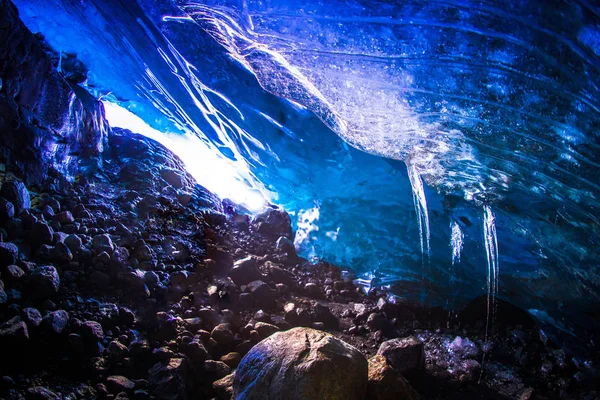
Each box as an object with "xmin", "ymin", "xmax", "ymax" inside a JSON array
[
  {"xmin": 407, "ymin": 164, "xmax": 430, "ymax": 264},
  {"xmin": 450, "ymin": 220, "xmax": 464, "ymax": 266},
  {"xmin": 482, "ymin": 205, "xmax": 499, "ymax": 340}
]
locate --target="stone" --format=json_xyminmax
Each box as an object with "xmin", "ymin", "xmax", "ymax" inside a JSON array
[
  {"xmin": 232, "ymin": 327, "xmax": 368, "ymax": 400},
  {"xmin": 0, "ymin": 197, "xmax": 15, "ymax": 224},
  {"xmin": 275, "ymin": 236, "xmax": 296, "ymax": 256},
  {"xmin": 0, "ymin": 317, "xmax": 29, "ymax": 345},
  {"xmin": 250, "ymin": 208, "xmax": 293, "ymax": 241},
  {"xmin": 54, "ymin": 211, "xmax": 75, "ymax": 225},
  {"xmin": 160, "ymin": 169, "xmax": 184, "ymax": 189},
  {"xmin": 21, "ymin": 308, "xmax": 42, "ymax": 327},
  {"xmin": 106, "ymin": 376, "xmax": 135, "ymax": 393},
  {"xmin": 183, "ymin": 340, "xmax": 208, "ymax": 363},
  {"xmin": 267, "ymin": 263, "xmax": 296, "ymax": 287},
  {"xmin": 204, "ymin": 360, "xmax": 232, "ymax": 380},
  {"xmin": 41, "ymin": 310, "xmax": 69, "ymax": 334},
  {"xmin": 247, "ymin": 280, "xmax": 276, "ymax": 309},
  {"xmin": 4, "ymin": 264, "xmax": 25, "ymax": 282},
  {"xmin": 28, "ymin": 222, "xmax": 54, "ymax": 248},
  {"xmin": 220, "ymin": 352, "xmax": 242, "ymax": 368},
  {"xmin": 304, "ymin": 282, "xmax": 322, "ymax": 298},
  {"xmin": 92, "ymin": 234, "xmax": 115, "ymax": 254},
  {"xmin": 367, "ymin": 355, "xmax": 420, "ymax": 400},
  {"xmin": 0, "ymin": 181, "xmax": 30, "ymax": 215},
  {"xmin": 376, "ymin": 336, "xmax": 425, "ymax": 375},
  {"xmin": 0, "ymin": 242, "xmax": 19, "ymax": 267},
  {"xmin": 229, "ymin": 256, "xmax": 262, "ymax": 286},
  {"xmin": 27, "ymin": 266, "xmax": 60, "ymax": 299},
  {"xmin": 64, "ymin": 234, "xmax": 83, "ymax": 253},
  {"xmin": 211, "ymin": 323, "xmax": 234, "ymax": 346},
  {"xmin": 25, "ymin": 386, "xmax": 59, "ymax": 400},
  {"xmin": 213, "ymin": 372, "xmax": 235, "ymax": 400},
  {"xmin": 254, "ymin": 321, "xmax": 280, "ymax": 339},
  {"xmin": 449, "ymin": 336, "xmax": 480, "ymax": 359},
  {"xmin": 81, "ymin": 320, "xmax": 104, "ymax": 341},
  {"xmin": 313, "ymin": 303, "xmax": 339, "ymax": 330},
  {"xmin": 366, "ymin": 313, "xmax": 392, "ymax": 333},
  {"xmin": 51, "ymin": 242, "xmax": 73, "ymax": 263}
]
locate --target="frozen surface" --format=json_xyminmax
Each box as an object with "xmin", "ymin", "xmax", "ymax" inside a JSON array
[{"xmin": 13, "ymin": 0, "xmax": 600, "ymax": 352}]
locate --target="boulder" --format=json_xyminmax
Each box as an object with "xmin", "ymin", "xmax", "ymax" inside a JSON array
[
  {"xmin": 250, "ymin": 208, "xmax": 293, "ymax": 241},
  {"xmin": 367, "ymin": 355, "xmax": 421, "ymax": 400},
  {"xmin": 233, "ymin": 327, "xmax": 368, "ymax": 400},
  {"xmin": 27, "ymin": 266, "xmax": 60, "ymax": 300},
  {"xmin": 247, "ymin": 280, "xmax": 276, "ymax": 309},
  {"xmin": 0, "ymin": 242, "xmax": 19, "ymax": 267},
  {"xmin": 376, "ymin": 336, "xmax": 425, "ymax": 375},
  {"xmin": 0, "ymin": 197, "xmax": 15, "ymax": 225},
  {"xmin": 213, "ymin": 372, "xmax": 235, "ymax": 400},
  {"xmin": 0, "ymin": 181, "xmax": 30, "ymax": 215},
  {"xmin": 28, "ymin": 222, "xmax": 54, "ymax": 248},
  {"xmin": 229, "ymin": 256, "xmax": 262, "ymax": 286}
]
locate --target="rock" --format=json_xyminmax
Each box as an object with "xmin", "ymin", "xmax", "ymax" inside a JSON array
[
  {"xmin": 204, "ymin": 360, "xmax": 232, "ymax": 380},
  {"xmin": 25, "ymin": 386, "xmax": 59, "ymax": 400},
  {"xmin": 64, "ymin": 234, "xmax": 83, "ymax": 253},
  {"xmin": 90, "ymin": 270, "xmax": 111, "ymax": 286},
  {"xmin": 27, "ymin": 266, "xmax": 60, "ymax": 299},
  {"xmin": 183, "ymin": 340, "xmax": 208, "ymax": 363},
  {"xmin": 0, "ymin": 242, "xmax": 19, "ymax": 267},
  {"xmin": 213, "ymin": 372, "xmax": 235, "ymax": 400},
  {"xmin": 106, "ymin": 376, "xmax": 135, "ymax": 393},
  {"xmin": 21, "ymin": 308, "xmax": 42, "ymax": 327},
  {"xmin": 254, "ymin": 321, "xmax": 280, "ymax": 339},
  {"xmin": 220, "ymin": 352, "xmax": 242, "ymax": 368},
  {"xmin": 304, "ymin": 282, "xmax": 322, "ymax": 298},
  {"xmin": 4, "ymin": 264, "xmax": 25, "ymax": 282},
  {"xmin": 160, "ymin": 169, "xmax": 184, "ymax": 189},
  {"xmin": 54, "ymin": 211, "xmax": 75, "ymax": 225},
  {"xmin": 229, "ymin": 256, "xmax": 262, "ymax": 286},
  {"xmin": 449, "ymin": 336, "xmax": 480, "ymax": 359},
  {"xmin": 367, "ymin": 355, "xmax": 420, "ymax": 400},
  {"xmin": 211, "ymin": 323, "xmax": 234, "ymax": 346},
  {"xmin": 0, "ymin": 197, "xmax": 15, "ymax": 224},
  {"xmin": 313, "ymin": 303, "xmax": 339, "ymax": 330},
  {"xmin": 41, "ymin": 310, "xmax": 69, "ymax": 334},
  {"xmin": 51, "ymin": 242, "xmax": 73, "ymax": 263},
  {"xmin": 92, "ymin": 234, "xmax": 115, "ymax": 254},
  {"xmin": 29, "ymin": 222, "xmax": 54, "ymax": 248},
  {"xmin": 108, "ymin": 340, "xmax": 129, "ymax": 360},
  {"xmin": 267, "ymin": 263, "xmax": 296, "ymax": 287},
  {"xmin": 81, "ymin": 320, "xmax": 104, "ymax": 341},
  {"xmin": 0, "ymin": 181, "xmax": 30, "ymax": 215},
  {"xmin": 275, "ymin": 236, "xmax": 296, "ymax": 256},
  {"xmin": 250, "ymin": 208, "xmax": 293, "ymax": 241},
  {"xmin": 366, "ymin": 313, "xmax": 392, "ymax": 333},
  {"xmin": 376, "ymin": 336, "xmax": 425, "ymax": 375},
  {"xmin": 232, "ymin": 327, "xmax": 368, "ymax": 400},
  {"xmin": 0, "ymin": 316, "xmax": 29, "ymax": 345},
  {"xmin": 247, "ymin": 280, "xmax": 276, "ymax": 309}
]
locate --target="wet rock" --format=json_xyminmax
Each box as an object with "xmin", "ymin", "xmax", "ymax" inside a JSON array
[
  {"xmin": 367, "ymin": 355, "xmax": 420, "ymax": 400},
  {"xmin": 204, "ymin": 360, "xmax": 232, "ymax": 380},
  {"xmin": 92, "ymin": 234, "xmax": 115, "ymax": 254},
  {"xmin": 267, "ymin": 263, "xmax": 296, "ymax": 287},
  {"xmin": 0, "ymin": 181, "xmax": 30, "ymax": 215},
  {"xmin": 4, "ymin": 264, "xmax": 25, "ymax": 282},
  {"xmin": 54, "ymin": 211, "xmax": 75, "ymax": 225},
  {"xmin": 41, "ymin": 310, "xmax": 69, "ymax": 334},
  {"xmin": 250, "ymin": 208, "xmax": 293, "ymax": 241},
  {"xmin": 0, "ymin": 316, "xmax": 29, "ymax": 345},
  {"xmin": 229, "ymin": 256, "xmax": 262, "ymax": 286},
  {"xmin": 21, "ymin": 308, "xmax": 42, "ymax": 327},
  {"xmin": 449, "ymin": 336, "xmax": 480, "ymax": 359},
  {"xmin": 233, "ymin": 327, "xmax": 368, "ymax": 400},
  {"xmin": 220, "ymin": 352, "xmax": 242, "ymax": 368},
  {"xmin": 377, "ymin": 336, "xmax": 425, "ymax": 375},
  {"xmin": 212, "ymin": 372, "xmax": 235, "ymax": 400},
  {"xmin": 51, "ymin": 242, "xmax": 73, "ymax": 263},
  {"xmin": 211, "ymin": 323, "xmax": 234, "ymax": 346},
  {"xmin": 275, "ymin": 236, "xmax": 296, "ymax": 256},
  {"xmin": 106, "ymin": 376, "xmax": 135, "ymax": 394},
  {"xmin": 25, "ymin": 386, "xmax": 59, "ymax": 400},
  {"xmin": 247, "ymin": 280, "xmax": 276, "ymax": 309},
  {"xmin": 0, "ymin": 197, "xmax": 15, "ymax": 224},
  {"xmin": 29, "ymin": 222, "xmax": 54, "ymax": 248},
  {"xmin": 27, "ymin": 266, "xmax": 60, "ymax": 299},
  {"xmin": 0, "ymin": 242, "xmax": 19, "ymax": 267},
  {"xmin": 254, "ymin": 321, "xmax": 280, "ymax": 339}
]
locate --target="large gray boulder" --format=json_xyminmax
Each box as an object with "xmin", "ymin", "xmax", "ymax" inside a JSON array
[
  {"xmin": 376, "ymin": 336, "xmax": 425, "ymax": 375},
  {"xmin": 232, "ymin": 327, "xmax": 368, "ymax": 400}
]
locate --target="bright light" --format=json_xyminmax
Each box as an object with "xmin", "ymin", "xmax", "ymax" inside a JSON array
[{"xmin": 102, "ymin": 101, "xmax": 268, "ymax": 212}]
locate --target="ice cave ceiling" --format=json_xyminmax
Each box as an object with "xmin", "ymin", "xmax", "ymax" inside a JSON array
[{"xmin": 11, "ymin": 0, "xmax": 600, "ymax": 351}]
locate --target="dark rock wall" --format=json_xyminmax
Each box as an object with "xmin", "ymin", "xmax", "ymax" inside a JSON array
[{"xmin": 0, "ymin": 0, "xmax": 107, "ymax": 184}]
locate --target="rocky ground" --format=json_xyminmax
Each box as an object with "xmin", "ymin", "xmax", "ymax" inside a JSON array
[{"xmin": 0, "ymin": 126, "xmax": 598, "ymax": 400}]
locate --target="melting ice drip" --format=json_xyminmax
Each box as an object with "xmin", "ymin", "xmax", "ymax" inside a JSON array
[
  {"xmin": 483, "ymin": 205, "xmax": 499, "ymax": 340},
  {"xmin": 450, "ymin": 221, "xmax": 464, "ymax": 266},
  {"xmin": 407, "ymin": 163, "xmax": 431, "ymax": 266}
]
